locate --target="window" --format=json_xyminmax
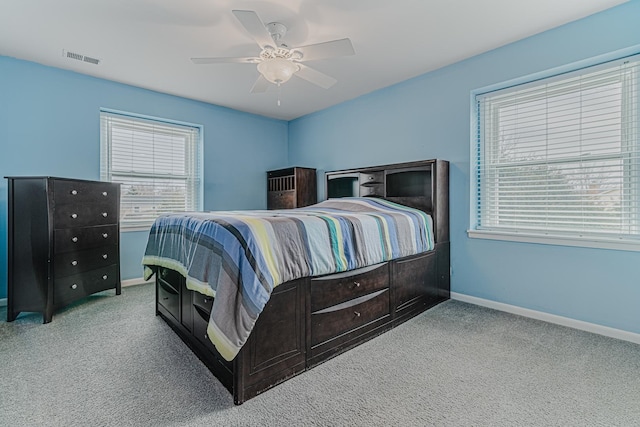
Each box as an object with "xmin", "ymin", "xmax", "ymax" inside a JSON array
[
  {"xmin": 472, "ymin": 54, "xmax": 640, "ymax": 249},
  {"xmin": 100, "ymin": 110, "xmax": 202, "ymax": 230}
]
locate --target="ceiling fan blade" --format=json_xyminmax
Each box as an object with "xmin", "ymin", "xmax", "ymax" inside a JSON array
[
  {"xmin": 250, "ymin": 75, "xmax": 270, "ymax": 93},
  {"xmin": 295, "ymin": 64, "xmax": 337, "ymax": 89},
  {"xmin": 191, "ymin": 56, "xmax": 258, "ymax": 64},
  {"xmin": 293, "ymin": 38, "xmax": 355, "ymax": 62},
  {"xmin": 232, "ymin": 10, "xmax": 275, "ymax": 49}
]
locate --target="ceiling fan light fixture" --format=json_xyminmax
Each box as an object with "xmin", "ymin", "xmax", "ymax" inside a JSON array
[{"xmin": 257, "ymin": 58, "xmax": 300, "ymax": 85}]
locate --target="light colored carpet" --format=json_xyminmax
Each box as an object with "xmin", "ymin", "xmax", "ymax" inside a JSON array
[{"xmin": 1, "ymin": 283, "xmax": 638, "ymax": 426}]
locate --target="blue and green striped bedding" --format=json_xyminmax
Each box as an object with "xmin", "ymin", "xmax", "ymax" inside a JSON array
[{"xmin": 142, "ymin": 197, "xmax": 434, "ymax": 361}]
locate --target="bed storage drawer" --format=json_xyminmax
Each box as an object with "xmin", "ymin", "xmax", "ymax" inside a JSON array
[
  {"xmin": 192, "ymin": 301, "xmax": 233, "ymax": 370},
  {"xmin": 311, "ymin": 262, "xmax": 389, "ymax": 311},
  {"xmin": 157, "ymin": 274, "xmax": 180, "ymax": 321},
  {"xmin": 391, "ymin": 251, "xmax": 438, "ymax": 324},
  {"xmin": 309, "ymin": 287, "xmax": 391, "ymax": 368},
  {"xmin": 192, "ymin": 291, "xmax": 214, "ymax": 314},
  {"xmin": 191, "ymin": 290, "xmax": 216, "ymax": 352},
  {"xmin": 311, "ymin": 288, "xmax": 390, "ymax": 346}
]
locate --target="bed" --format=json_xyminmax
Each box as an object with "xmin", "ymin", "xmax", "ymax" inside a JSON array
[{"xmin": 143, "ymin": 159, "xmax": 449, "ymax": 404}]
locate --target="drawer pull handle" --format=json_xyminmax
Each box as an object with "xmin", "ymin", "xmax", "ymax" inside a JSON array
[
  {"xmin": 102, "ymin": 254, "xmax": 108, "ymax": 260},
  {"xmin": 102, "ymin": 191, "xmax": 108, "ymax": 196},
  {"xmin": 353, "ymin": 281, "xmax": 361, "ymax": 288},
  {"xmin": 71, "ymin": 284, "xmax": 78, "ymax": 290},
  {"xmin": 203, "ymin": 297, "xmax": 211, "ymax": 304},
  {"xmin": 72, "ymin": 237, "xmax": 78, "ymax": 243},
  {"xmin": 71, "ymin": 260, "xmax": 78, "ymax": 266},
  {"xmin": 71, "ymin": 213, "xmax": 78, "ymax": 219},
  {"xmin": 71, "ymin": 190, "xmax": 78, "ymax": 195},
  {"xmin": 354, "ymin": 311, "xmax": 361, "ymax": 318},
  {"xmin": 102, "ymin": 275, "xmax": 108, "ymax": 280},
  {"xmin": 102, "ymin": 233, "xmax": 108, "ymax": 238},
  {"xmin": 102, "ymin": 212, "xmax": 108, "ymax": 218}
]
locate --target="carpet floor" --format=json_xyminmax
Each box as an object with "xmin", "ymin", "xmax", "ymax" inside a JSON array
[{"xmin": 1, "ymin": 283, "xmax": 638, "ymax": 426}]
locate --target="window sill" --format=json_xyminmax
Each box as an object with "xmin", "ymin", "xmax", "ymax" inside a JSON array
[{"xmin": 467, "ymin": 229, "xmax": 640, "ymax": 252}]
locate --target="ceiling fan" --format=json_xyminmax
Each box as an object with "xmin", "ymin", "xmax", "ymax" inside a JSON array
[{"xmin": 191, "ymin": 10, "xmax": 355, "ymax": 94}]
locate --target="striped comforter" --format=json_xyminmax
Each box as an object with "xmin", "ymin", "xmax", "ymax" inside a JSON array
[{"xmin": 142, "ymin": 197, "xmax": 434, "ymax": 361}]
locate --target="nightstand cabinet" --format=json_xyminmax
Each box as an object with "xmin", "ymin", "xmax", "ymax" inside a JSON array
[
  {"xmin": 267, "ymin": 167, "xmax": 317, "ymax": 209},
  {"xmin": 6, "ymin": 177, "xmax": 121, "ymax": 323}
]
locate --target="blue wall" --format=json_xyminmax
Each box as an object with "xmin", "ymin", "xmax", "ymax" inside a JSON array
[
  {"xmin": 288, "ymin": 1, "xmax": 640, "ymax": 335},
  {"xmin": 0, "ymin": 57, "xmax": 288, "ymax": 298}
]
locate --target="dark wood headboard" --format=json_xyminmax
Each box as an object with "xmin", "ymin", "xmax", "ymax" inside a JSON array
[{"xmin": 325, "ymin": 159, "xmax": 449, "ymax": 244}]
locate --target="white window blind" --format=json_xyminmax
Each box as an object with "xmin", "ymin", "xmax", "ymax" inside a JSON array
[
  {"xmin": 474, "ymin": 54, "xmax": 640, "ymax": 246},
  {"xmin": 100, "ymin": 111, "xmax": 202, "ymax": 230}
]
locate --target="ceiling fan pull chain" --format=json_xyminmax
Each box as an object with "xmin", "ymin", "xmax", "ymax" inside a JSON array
[{"xmin": 277, "ymin": 82, "xmax": 282, "ymax": 107}]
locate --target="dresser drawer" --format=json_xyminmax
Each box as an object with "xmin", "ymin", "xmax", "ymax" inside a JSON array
[
  {"xmin": 54, "ymin": 264, "xmax": 119, "ymax": 307},
  {"xmin": 54, "ymin": 245, "xmax": 118, "ymax": 278},
  {"xmin": 53, "ymin": 180, "xmax": 117, "ymax": 206},
  {"xmin": 311, "ymin": 263, "xmax": 389, "ymax": 311},
  {"xmin": 311, "ymin": 288, "xmax": 389, "ymax": 346},
  {"xmin": 54, "ymin": 225, "xmax": 118, "ymax": 253},
  {"xmin": 54, "ymin": 201, "xmax": 118, "ymax": 228}
]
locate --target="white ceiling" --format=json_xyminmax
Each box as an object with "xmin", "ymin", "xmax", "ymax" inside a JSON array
[{"xmin": 0, "ymin": 0, "xmax": 628, "ymax": 121}]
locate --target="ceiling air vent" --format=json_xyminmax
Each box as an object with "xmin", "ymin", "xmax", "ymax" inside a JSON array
[{"xmin": 63, "ymin": 49, "xmax": 100, "ymax": 65}]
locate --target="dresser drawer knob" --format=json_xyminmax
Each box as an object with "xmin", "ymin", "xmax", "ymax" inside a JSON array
[
  {"xmin": 71, "ymin": 213, "xmax": 78, "ymax": 219},
  {"xmin": 72, "ymin": 237, "xmax": 78, "ymax": 243},
  {"xmin": 203, "ymin": 297, "xmax": 211, "ymax": 304},
  {"xmin": 71, "ymin": 190, "xmax": 78, "ymax": 195},
  {"xmin": 102, "ymin": 191, "xmax": 108, "ymax": 196},
  {"xmin": 102, "ymin": 233, "xmax": 108, "ymax": 238},
  {"xmin": 102, "ymin": 212, "xmax": 108, "ymax": 218},
  {"xmin": 102, "ymin": 275, "xmax": 108, "ymax": 280},
  {"xmin": 353, "ymin": 281, "xmax": 361, "ymax": 288},
  {"xmin": 71, "ymin": 260, "xmax": 78, "ymax": 266},
  {"xmin": 102, "ymin": 254, "xmax": 108, "ymax": 260},
  {"xmin": 71, "ymin": 284, "xmax": 78, "ymax": 290},
  {"xmin": 354, "ymin": 311, "xmax": 361, "ymax": 318}
]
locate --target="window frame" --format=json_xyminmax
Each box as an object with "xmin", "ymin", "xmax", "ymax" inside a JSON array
[
  {"xmin": 469, "ymin": 48, "xmax": 640, "ymax": 252},
  {"xmin": 100, "ymin": 109, "xmax": 204, "ymax": 232}
]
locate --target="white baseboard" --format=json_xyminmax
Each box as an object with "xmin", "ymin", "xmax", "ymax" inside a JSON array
[
  {"xmin": 122, "ymin": 277, "xmax": 154, "ymax": 287},
  {"xmin": 0, "ymin": 278, "xmax": 151, "ymax": 309},
  {"xmin": 451, "ymin": 292, "xmax": 640, "ymax": 346}
]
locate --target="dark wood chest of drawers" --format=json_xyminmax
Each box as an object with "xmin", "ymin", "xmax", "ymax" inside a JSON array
[{"xmin": 6, "ymin": 177, "xmax": 121, "ymax": 323}]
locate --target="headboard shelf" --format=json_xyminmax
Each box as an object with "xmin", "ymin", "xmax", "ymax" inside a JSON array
[{"xmin": 326, "ymin": 159, "xmax": 449, "ymax": 243}]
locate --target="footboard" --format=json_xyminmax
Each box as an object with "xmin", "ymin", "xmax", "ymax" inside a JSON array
[{"xmin": 154, "ymin": 242, "xmax": 449, "ymax": 404}]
